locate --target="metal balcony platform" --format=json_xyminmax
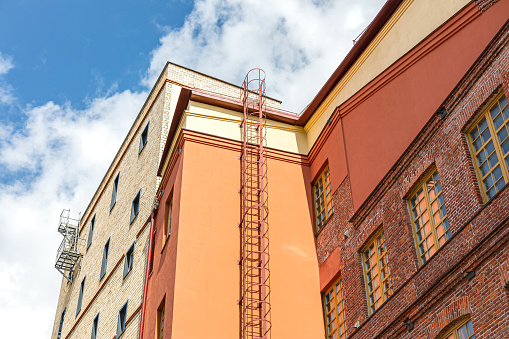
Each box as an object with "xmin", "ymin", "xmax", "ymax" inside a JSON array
[{"xmin": 54, "ymin": 209, "xmax": 83, "ymax": 283}]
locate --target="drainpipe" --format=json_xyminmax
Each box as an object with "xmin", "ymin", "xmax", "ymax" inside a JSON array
[{"xmin": 139, "ymin": 208, "xmax": 156, "ymax": 339}]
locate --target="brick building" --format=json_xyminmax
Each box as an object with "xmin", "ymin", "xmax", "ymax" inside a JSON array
[
  {"xmin": 52, "ymin": 0, "xmax": 509, "ymax": 338},
  {"xmin": 50, "ymin": 64, "xmax": 283, "ymax": 339}
]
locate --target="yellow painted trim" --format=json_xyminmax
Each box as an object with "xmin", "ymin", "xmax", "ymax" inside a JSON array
[{"xmin": 186, "ymin": 111, "xmax": 305, "ymax": 134}]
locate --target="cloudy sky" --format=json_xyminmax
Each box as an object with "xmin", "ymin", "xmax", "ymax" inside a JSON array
[{"xmin": 0, "ymin": 0, "xmax": 385, "ymax": 337}]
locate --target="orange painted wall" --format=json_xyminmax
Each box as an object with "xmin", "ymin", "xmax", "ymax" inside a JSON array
[
  {"xmin": 337, "ymin": 2, "xmax": 509, "ymax": 210},
  {"xmin": 164, "ymin": 133, "xmax": 325, "ymax": 338}
]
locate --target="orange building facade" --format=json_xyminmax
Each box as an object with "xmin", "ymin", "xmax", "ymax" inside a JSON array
[{"xmin": 51, "ymin": 0, "xmax": 509, "ymax": 338}]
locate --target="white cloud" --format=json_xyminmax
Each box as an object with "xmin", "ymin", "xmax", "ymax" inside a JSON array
[
  {"xmin": 345, "ymin": 6, "xmax": 366, "ymax": 30},
  {"xmin": 144, "ymin": 0, "xmax": 384, "ymax": 112},
  {"xmin": 0, "ymin": 89, "xmax": 146, "ymax": 338},
  {"xmin": 0, "ymin": 52, "xmax": 14, "ymax": 75},
  {"xmin": 0, "ymin": 52, "xmax": 15, "ymax": 104},
  {"xmin": 0, "ymin": 261, "xmax": 54, "ymax": 337}
]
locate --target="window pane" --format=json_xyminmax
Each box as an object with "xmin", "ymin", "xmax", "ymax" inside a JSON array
[
  {"xmin": 503, "ymin": 104, "xmax": 509, "ymax": 121},
  {"xmin": 473, "ymin": 137, "xmax": 483, "ymax": 152},
  {"xmin": 495, "ymin": 177, "xmax": 506, "ymax": 191},
  {"xmin": 458, "ymin": 325, "xmax": 468, "ymax": 339},
  {"xmin": 490, "ymin": 104, "xmax": 501, "ymax": 119},
  {"xmin": 470, "ymin": 127, "xmax": 479, "ymax": 142},
  {"xmin": 493, "ymin": 112, "xmax": 504, "ymax": 129},
  {"xmin": 493, "ymin": 165, "xmax": 503, "ymax": 181},
  {"xmin": 486, "ymin": 186, "xmax": 496, "ymax": 199},
  {"xmin": 466, "ymin": 320, "xmax": 474, "ymax": 335},
  {"xmin": 483, "ymin": 174, "xmax": 494, "ymax": 191},
  {"xmin": 486, "ymin": 140, "xmax": 495, "ymax": 155},
  {"xmin": 479, "ymin": 118, "xmax": 488, "ymax": 134},
  {"xmin": 502, "ymin": 138, "xmax": 509, "ymax": 155},
  {"xmin": 482, "ymin": 128, "xmax": 491, "ymax": 143},
  {"xmin": 500, "ymin": 94, "xmax": 507, "ymax": 108},
  {"xmin": 479, "ymin": 159, "xmax": 490, "ymax": 176},
  {"xmin": 488, "ymin": 152, "xmax": 499, "ymax": 168},
  {"xmin": 476, "ymin": 149, "xmax": 487, "ymax": 165}
]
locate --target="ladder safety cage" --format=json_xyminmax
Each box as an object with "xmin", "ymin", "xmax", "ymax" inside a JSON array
[
  {"xmin": 55, "ymin": 209, "xmax": 84, "ymax": 283},
  {"xmin": 239, "ymin": 68, "xmax": 272, "ymax": 339}
]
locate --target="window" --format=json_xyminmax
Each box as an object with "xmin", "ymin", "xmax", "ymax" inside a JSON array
[
  {"xmin": 86, "ymin": 214, "xmax": 96, "ymax": 249},
  {"xmin": 467, "ymin": 92, "xmax": 509, "ymax": 201},
  {"xmin": 91, "ymin": 313, "xmax": 99, "ymax": 339},
  {"xmin": 149, "ymin": 230, "xmax": 156, "ymax": 274},
  {"xmin": 408, "ymin": 170, "xmax": 451, "ymax": 265},
  {"xmin": 157, "ymin": 304, "xmax": 165, "ymax": 339},
  {"xmin": 323, "ymin": 277, "xmax": 346, "ymax": 339},
  {"xmin": 100, "ymin": 239, "xmax": 110, "ymax": 280},
  {"xmin": 116, "ymin": 301, "xmax": 128, "ymax": 338},
  {"xmin": 123, "ymin": 242, "xmax": 135, "ymax": 278},
  {"xmin": 110, "ymin": 173, "xmax": 120, "ymax": 210},
  {"xmin": 362, "ymin": 230, "xmax": 392, "ymax": 314},
  {"xmin": 139, "ymin": 122, "xmax": 149, "ymax": 154},
  {"xmin": 163, "ymin": 194, "xmax": 173, "ymax": 247},
  {"xmin": 313, "ymin": 165, "xmax": 333, "ymax": 232},
  {"xmin": 130, "ymin": 190, "xmax": 141, "ymax": 224},
  {"xmin": 57, "ymin": 308, "xmax": 66, "ymax": 339},
  {"xmin": 441, "ymin": 318, "xmax": 475, "ymax": 339},
  {"xmin": 76, "ymin": 276, "xmax": 86, "ymax": 316}
]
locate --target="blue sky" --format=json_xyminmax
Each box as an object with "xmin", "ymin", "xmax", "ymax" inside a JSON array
[
  {"xmin": 0, "ymin": 0, "xmax": 192, "ymax": 112},
  {"xmin": 0, "ymin": 1, "xmax": 384, "ymax": 338}
]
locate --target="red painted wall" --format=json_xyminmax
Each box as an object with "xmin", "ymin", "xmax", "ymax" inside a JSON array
[
  {"xmin": 341, "ymin": 1, "xmax": 509, "ymax": 210},
  {"xmin": 142, "ymin": 148, "xmax": 184, "ymax": 339},
  {"xmin": 309, "ymin": 0, "xmax": 509, "ymax": 293}
]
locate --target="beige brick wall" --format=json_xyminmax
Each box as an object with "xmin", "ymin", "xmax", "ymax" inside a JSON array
[
  {"xmin": 166, "ymin": 62, "xmax": 282, "ymax": 109},
  {"xmin": 51, "ymin": 75, "xmax": 169, "ymax": 339},
  {"xmin": 51, "ymin": 62, "xmax": 283, "ymax": 339}
]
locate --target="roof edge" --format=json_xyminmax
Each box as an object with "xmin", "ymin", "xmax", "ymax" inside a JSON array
[{"xmin": 297, "ymin": 0, "xmax": 404, "ymax": 125}]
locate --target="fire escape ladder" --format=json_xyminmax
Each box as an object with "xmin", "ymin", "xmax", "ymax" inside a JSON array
[
  {"xmin": 55, "ymin": 209, "xmax": 83, "ymax": 283},
  {"xmin": 240, "ymin": 68, "xmax": 271, "ymax": 339}
]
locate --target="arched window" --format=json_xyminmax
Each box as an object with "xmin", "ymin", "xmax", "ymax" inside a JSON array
[{"xmin": 440, "ymin": 317, "xmax": 475, "ymax": 339}]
